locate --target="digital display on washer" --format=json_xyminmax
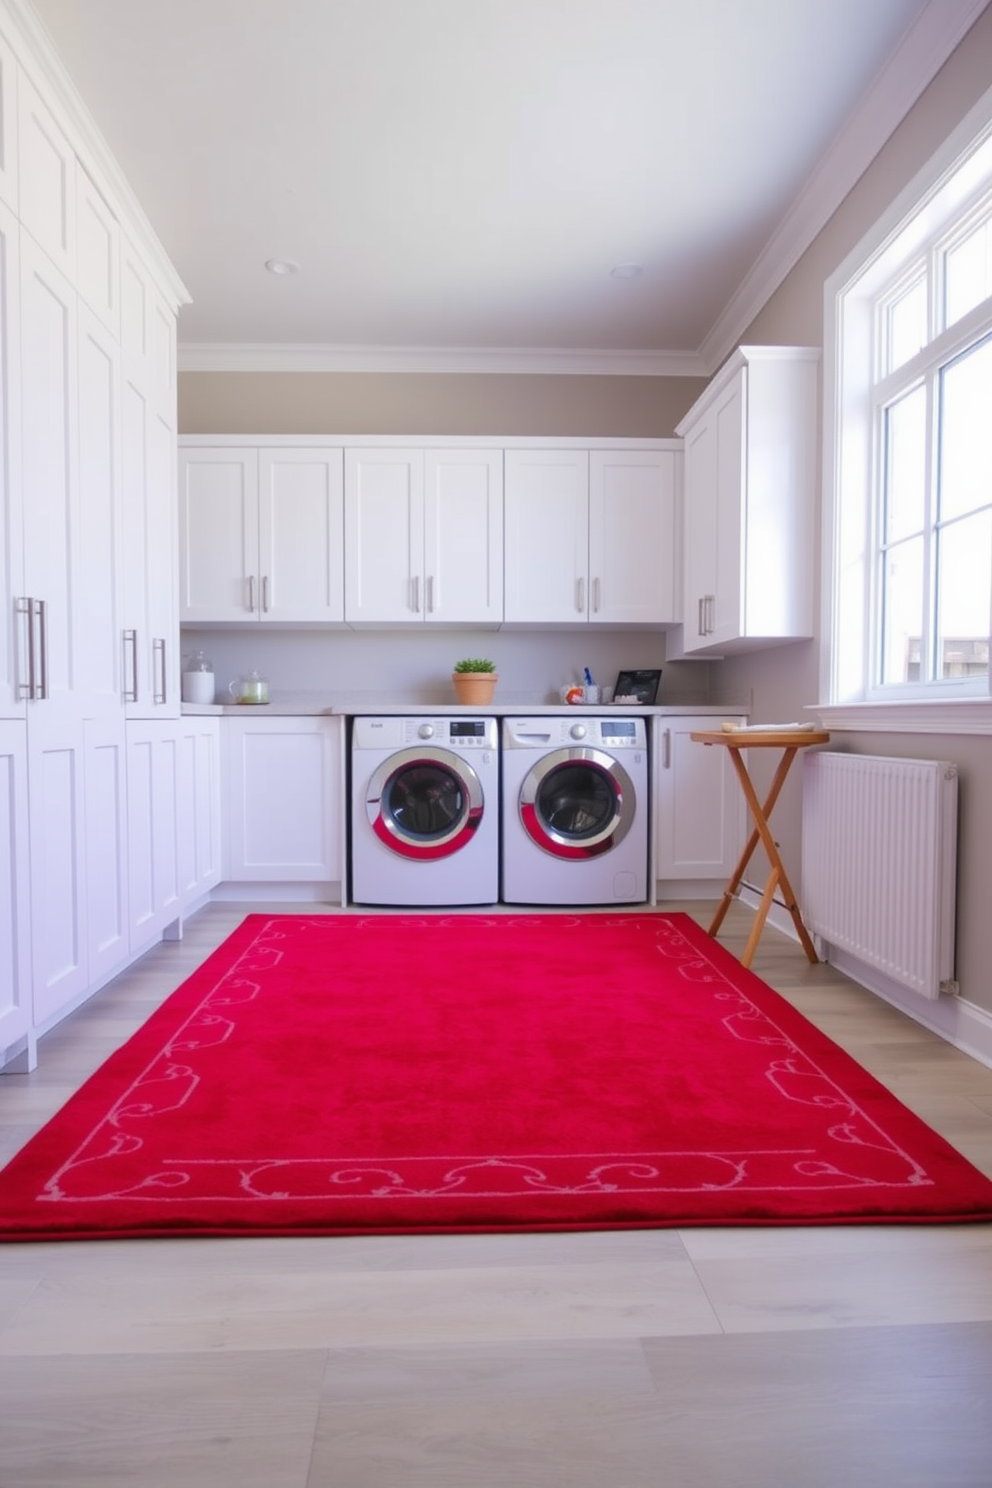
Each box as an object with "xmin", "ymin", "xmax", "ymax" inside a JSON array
[
  {"xmin": 450, "ymin": 721, "xmax": 487, "ymax": 737},
  {"xmin": 601, "ymin": 720, "xmax": 637, "ymax": 739}
]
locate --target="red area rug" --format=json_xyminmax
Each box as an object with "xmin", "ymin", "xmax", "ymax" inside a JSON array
[{"xmin": 2, "ymin": 912, "xmax": 992, "ymax": 1241}]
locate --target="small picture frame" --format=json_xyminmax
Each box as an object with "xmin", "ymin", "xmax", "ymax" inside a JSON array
[{"xmin": 613, "ymin": 668, "xmax": 662, "ymax": 705}]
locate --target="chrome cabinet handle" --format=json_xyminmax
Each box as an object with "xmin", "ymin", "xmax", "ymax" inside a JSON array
[
  {"xmin": 15, "ymin": 598, "xmax": 48, "ymax": 700},
  {"xmin": 152, "ymin": 637, "xmax": 166, "ymax": 705},
  {"xmin": 247, "ymin": 575, "xmax": 255, "ymax": 612},
  {"xmin": 411, "ymin": 575, "xmax": 421, "ymax": 613},
  {"xmin": 592, "ymin": 576, "xmax": 601, "ymax": 613},
  {"xmin": 576, "ymin": 576, "xmax": 586, "ymax": 614},
  {"xmin": 663, "ymin": 727, "xmax": 671, "ymax": 769},
  {"xmin": 36, "ymin": 599, "xmax": 48, "ymax": 700},
  {"xmin": 427, "ymin": 575, "xmax": 435, "ymax": 613},
  {"xmin": 123, "ymin": 629, "xmax": 138, "ymax": 703},
  {"xmin": 262, "ymin": 575, "xmax": 269, "ymax": 613},
  {"xmin": 15, "ymin": 597, "xmax": 31, "ymax": 700}
]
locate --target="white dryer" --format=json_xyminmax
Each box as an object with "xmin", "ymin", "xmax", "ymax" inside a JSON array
[
  {"xmin": 501, "ymin": 715, "xmax": 650, "ymax": 905},
  {"xmin": 351, "ymin": 715, "xmax": 499, "ymax": 906}
]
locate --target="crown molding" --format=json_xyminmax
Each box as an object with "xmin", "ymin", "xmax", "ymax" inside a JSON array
[
  {"xmin": 697, "ymin": 0, "xmax": 991, "ymax": 373},
  {"xmin": 176, "ymin": 343, "xmax": 709, "ymax": 377}
]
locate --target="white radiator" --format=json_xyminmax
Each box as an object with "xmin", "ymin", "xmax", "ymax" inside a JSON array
[{"xmin": 801, "ymin": 752, "xmax": 958, "ymax": 1001}]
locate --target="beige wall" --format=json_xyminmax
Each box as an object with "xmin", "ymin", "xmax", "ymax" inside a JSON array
[{"xmin": 178, "ymin": 370, "xmax": 707, "ymax": 438}]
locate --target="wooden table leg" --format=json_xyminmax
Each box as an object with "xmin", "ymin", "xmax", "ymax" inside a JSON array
[{"xmin": 718, "ymin": 746, "xmax": 820, "ymax": 968}]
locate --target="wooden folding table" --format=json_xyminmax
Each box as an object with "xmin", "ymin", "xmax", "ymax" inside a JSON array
[{"xmin": 690, "ymin": 728, "xmax": 830, "ymax": 969}]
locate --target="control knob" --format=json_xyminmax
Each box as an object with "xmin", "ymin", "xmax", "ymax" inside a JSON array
[
  {"xmin": 569, "ymin": 723, "xmax": 587, "ymax": 740},
  {"xmin": 418, "ymin": 723, "xmax": 435, "ymax": 739}
]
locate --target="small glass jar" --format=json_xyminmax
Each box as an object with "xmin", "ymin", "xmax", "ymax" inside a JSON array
[{"xmin": 182, "ymin": 651, "xmax": 215, "ymax": 705}]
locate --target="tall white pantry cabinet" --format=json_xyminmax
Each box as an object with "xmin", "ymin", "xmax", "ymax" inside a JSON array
[{"xmin": 0, "ymin": 2, "xmax": 210, "ymax": 1072}]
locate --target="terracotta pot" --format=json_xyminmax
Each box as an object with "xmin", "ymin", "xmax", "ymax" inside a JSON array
[{"xmin": 452, "ymin": 671, "xmax": 498, "ymax": 705}]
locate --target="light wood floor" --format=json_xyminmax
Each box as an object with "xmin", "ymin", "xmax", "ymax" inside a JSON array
[{"xmin": 2, "ymin": 900, "xmax": 992, "ymax": 1488}]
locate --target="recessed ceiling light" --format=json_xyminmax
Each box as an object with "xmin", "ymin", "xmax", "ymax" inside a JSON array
[
  {"xmin": 265, "ymin": 258, "xmax": 300, "ymax": 276},
  {"xmin": 610, "ymin": 262, "xmax": 643, "ymax": 281}
]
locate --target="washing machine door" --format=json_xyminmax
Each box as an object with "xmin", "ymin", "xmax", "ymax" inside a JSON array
[
  {"xmin": 519, "ymin": 748, "xmax": 634, "ymax": 859},
  {"xmin": 366, "ymin": 747, "xmax": 485, "ymax": 860}
]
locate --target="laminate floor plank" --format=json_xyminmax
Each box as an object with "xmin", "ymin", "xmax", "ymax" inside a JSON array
[
  {"xmin": 690, "ymin": 1241, "xmax": 992, "ymax": 1332},
  {"xmin": 0, "ymin": 1348, "xmax": 326, "ymax": 1488},
  {"xmin": 0, "ymin": 1257, "xmax": 723, "ymax": 1355}
]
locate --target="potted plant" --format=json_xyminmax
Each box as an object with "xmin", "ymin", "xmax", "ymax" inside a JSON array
[{"xmin": 452, "ymin": 657, "xmax": 498, "ymax": 705}]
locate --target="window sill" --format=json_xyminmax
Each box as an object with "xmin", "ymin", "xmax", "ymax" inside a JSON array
[{"xmin": 809, "ymin": 699, "xmax": 992, "ymax": 735}]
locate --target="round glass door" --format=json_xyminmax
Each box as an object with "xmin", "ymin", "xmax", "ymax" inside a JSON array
[
  {"xmin": 519, "ymin": 748, "xmax": 634, "ymax": 859},
  {"xmin": 366, "ymin": 748, "xmax": 484, "ymax": 860}
]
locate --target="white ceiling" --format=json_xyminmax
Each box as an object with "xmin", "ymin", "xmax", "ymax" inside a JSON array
[{"xmin": 26, "ymin": 0, "xmax": 990, "ymax": 374}]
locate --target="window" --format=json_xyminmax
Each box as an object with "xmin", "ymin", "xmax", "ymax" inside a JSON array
[{"xmin": 823, "ymin": 86, "xmax": 992, "ymax": 728}]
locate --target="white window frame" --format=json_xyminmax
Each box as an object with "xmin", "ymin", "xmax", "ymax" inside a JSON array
[{"xmin": 820, "ymin": 82, "xmax": 992, "ymax": 736}]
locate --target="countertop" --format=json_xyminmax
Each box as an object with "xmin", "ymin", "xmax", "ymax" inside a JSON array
[{"xmin": 181, "ymin": 694, "xmax": 747, "ymax": 719}]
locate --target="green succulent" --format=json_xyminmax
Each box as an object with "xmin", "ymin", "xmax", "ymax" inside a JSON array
[{"xmin": 453, "ymin": 657, "xmax": 496, "ymax": 673}]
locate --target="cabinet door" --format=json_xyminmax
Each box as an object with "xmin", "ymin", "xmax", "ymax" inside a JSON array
[
  {"xmin": 682, "ymin": 375, "xmax": 745, "ymax": 653},
  {"xmin": 178, "ymin": 448, "xmax": 259, "ymax": 621},
  {"xmin": 177, "ymin": 718, "xmax": 221, "ymax": 908},
  {"xmin": 224, "ymin": 716, "xmax": 343, "ymax": 883},
  {"xmin": 127, "ymin": 721, "xmax": 182, "ymax": 950},
  {"xmin": 654, "ymin": 716, "xmax": 746, "ymax": 883},
  {"xmin": 75, "ymin": 163, "xmax": 119, "ymax": 336},
  {"xmin": 0, "ymin": 200, "xmax": 22, "ymax": 719},
  {"xmin": 344, "ymin": 449, "xmax": 424, "ymax": 624},
  {"xmin": 20, "ymin": 234, "xmax": 81, "ymax": 724},
  {"xmin": 27, "ymin": 707, "xmax": 89, "ymax": 1027},
  {"xmin": 425, "ymin": 448, "xmax": 502, "ymax": 625},
  {"xmin": 260, "ymin": 448, "xmax": 345, "ymax": 623},
  {"xmin": 710, "ymin": 376, "xmax": 746, "ymax": 647},
  {"xmin": 17, "ymin": 74, "xmax": 75, "ymax": 280},
  {"xmin": 0, "ymin": 35, "xmax": 19, "ymax": 211},
  {"xmin": 589, "ymin": 449, "xmax": 677, "ymax": 624},
  {"xmin": 76, "ymin": 303, "xmax": 124, "ymax": 720},
  {"xmin": 146, "ymin": 409, "xmax": 179, "ymax": 711},
  {"xmin": 503, "ymin": 450, "xmax": 589, "ymax": 623},
  {"xmin": 0, "ymin": 721, "xmax": 32, "ymax": 1062},
  {"xmin": 83, "ymin": 714, "xmax": 129, "ymax": 985}
]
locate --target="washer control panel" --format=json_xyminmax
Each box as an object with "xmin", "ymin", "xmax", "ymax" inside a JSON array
[{"xmin": 401, "ymin": 717, "xmax": 498, "ymax": 748}]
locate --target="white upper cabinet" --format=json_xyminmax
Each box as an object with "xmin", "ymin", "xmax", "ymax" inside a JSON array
[
  {"xmin": 17, "ymin": 72, "xmax": 74, "ymax": 276},
  {"xmin": 260, "ymin": 449, "xmax": 345, "ymax": 623},
  {"xmin": 19, "ymin": 230, "xmax": 81, "ymax": 723},
  {"xmin": 76, "ymin": 302, "xmax": 124, "ymax": 720},
  {"xmin": 503, "ymin": 450, "xmax": 588, "ymax": 625},
  {"xmin": 178, "ymin": 445, "xmax": 345, "ymax": 624},
  {"xmin": 0, "ymin": 198, "xmax": 22, "ymax": 719},
  {"xmin": 178, "ymin": 447, "xmax": 260, "ymax": 622},
  {"xmin": 345, "ymin": 447, "xmax": 502, "ymax": 626},
  {"xmin": 677, "ymin": 346, "xmax": 819, "ymax": 656},
  {"xmin": 0, "ymin": 32, "xmax": 19, "ymax": 211},
  {"xmin": 504, "ymin": 447, "xmax": 677, "ymax": 626},
  {"xmin": 589, "ymin": 449, "xmax": 678, "ymax": 624},
  {"xmin": 75, "ymin": 163, "xmax": 119, "ymax": 336}
]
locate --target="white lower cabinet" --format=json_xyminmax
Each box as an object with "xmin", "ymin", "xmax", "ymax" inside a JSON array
[
  {"xmin": 84, "ymin": 715, "xmax": 130, "ymax": 986},
  {"xmin": 126, "ymin": 720, "xmax": 183, "ymax": 951},
  {"xmin": 222, "ymin": 715, "xmax": 344, "ymax": 893},
  {"xmin": 27, "ymin": 707, "xmax": 90, "ymax": 1030},
  {"xmin": 177, "ymin": 717, "xmax": 222, "ymax": 908},
  {"xmin": 654, "ymin": 715, "xmax": 747, "ymax": 892},
  {"xmin": 0, "ymin": 723, "xmax": 33, "ymax": 1066}
]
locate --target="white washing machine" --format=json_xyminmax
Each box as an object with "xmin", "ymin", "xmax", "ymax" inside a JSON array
[
  {"xmin": 501, "ymin": 715, "xmax": 650, "ymax": 905},
  {"xmin": 351, "ymin": 715, "xmax": 499, "ymax": 906}
]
